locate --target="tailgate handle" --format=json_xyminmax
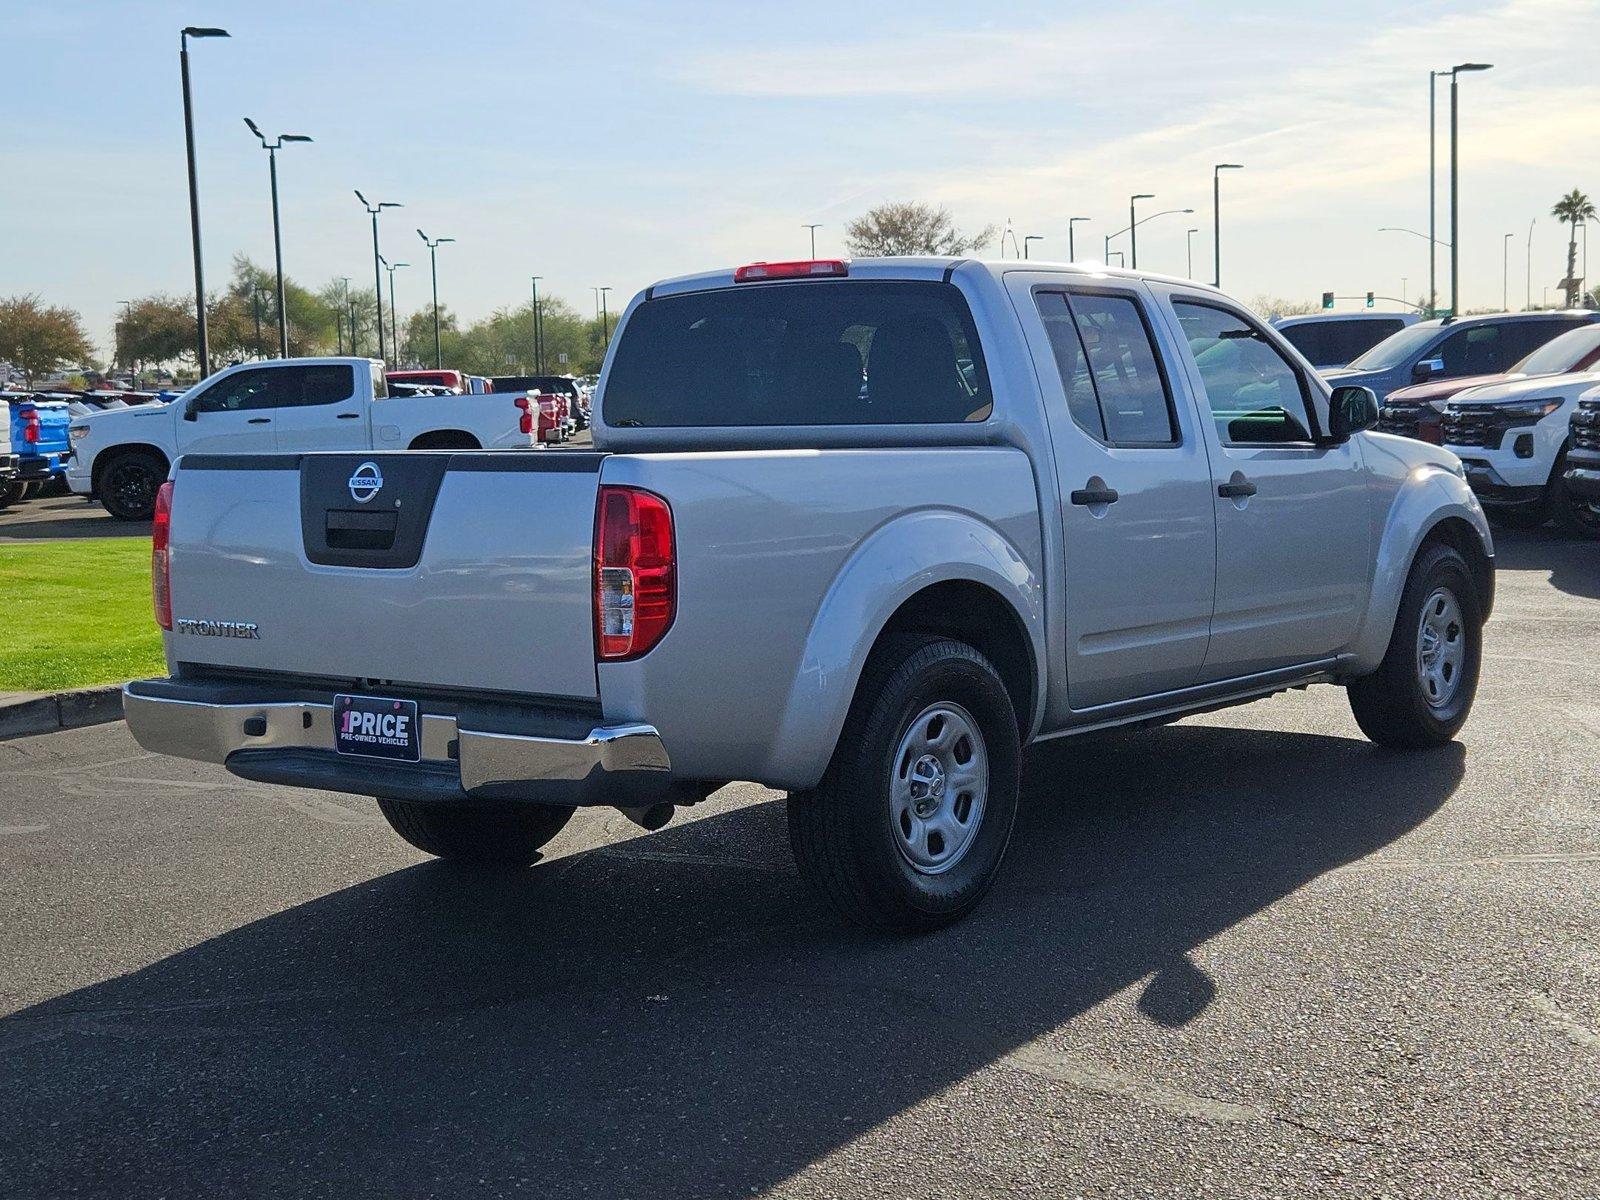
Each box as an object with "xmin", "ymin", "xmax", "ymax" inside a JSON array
[{"xmin": 326, "ymin": 508, "xmax": 398, "ymax": 551}]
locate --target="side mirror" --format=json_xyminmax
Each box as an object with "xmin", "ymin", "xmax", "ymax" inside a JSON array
[
  {"xmin": 182, "ymin": 403, "xmax": 198, "ymax": 422},
  {"xmin": 1413, "ymin": 356, "xmax": 1444, "ymax": 380},
  {"xmin": 1327, "ymin": 385, "xmax": 1379, "ymax": 441}
]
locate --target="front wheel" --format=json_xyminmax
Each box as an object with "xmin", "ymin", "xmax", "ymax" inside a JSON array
[
  {"xmin": 376, "ymin": 798, "xmax": 573, "ymax": 866},
  {"xmin": 788, "ymin": 635, "xmax": 1021, "ymax": 933},
  {"xmin": 1348, "ymin": 541, "xmax": 1483, "ymax": 748},
  {"xmin": 99, "ymin": 450, "xmax": 166, "ymax": 521}
]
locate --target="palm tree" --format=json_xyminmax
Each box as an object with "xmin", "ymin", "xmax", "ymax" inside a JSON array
[{"xmin": 1551, "ymin": 188, "xmax": 1596, "ymax": 307}]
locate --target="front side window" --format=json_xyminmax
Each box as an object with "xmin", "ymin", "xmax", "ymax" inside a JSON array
[
  {"xmin": 604, "ymin": 281, "xmax": 991, "ymax": 426},
  {"xmin": 190, "ymin": 365, "xmax": 355, "ymax": 413},
  {"xmin": 1173, "ymin": 301, "xmax": 1315, "ymax": 445},
  {"xmin": 1436, "ymin": 325, "xmax": 1507, "ymax": 376},
  {"xmin": 1036, "ymin": 291, "xmax": 1176, "ymax": 444},
  {"xmin": 189, "ymin": 367, "xmax": 280, "ymax": 414}
]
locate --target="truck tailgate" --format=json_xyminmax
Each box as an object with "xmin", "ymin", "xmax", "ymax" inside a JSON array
[{"xmin": 166, "ymin": 451, "xmax": 602, "ymax": 699}]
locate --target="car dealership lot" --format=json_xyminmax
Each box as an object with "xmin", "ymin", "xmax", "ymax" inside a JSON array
[{"xmin": 1, "ymin": 527, "xmax": 1596, "ymax": 1199}]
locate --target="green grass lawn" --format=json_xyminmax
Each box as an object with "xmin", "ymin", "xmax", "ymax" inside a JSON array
[{"xmin": 0, "ymin": 538, "xmax": 164, "ymax": 692}]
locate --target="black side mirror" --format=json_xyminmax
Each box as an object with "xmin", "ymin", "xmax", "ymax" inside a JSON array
[
  {"xmin": 1327, "ymin": 385, "xmax": 1379, "ymax": 441},
  {"xmin": 182, "ymin": 404, "xmax": 198, "ymax": 422},
  {"xmin": 1413, "ymin": 356, "xmax": 1444, "ymax": 380}
]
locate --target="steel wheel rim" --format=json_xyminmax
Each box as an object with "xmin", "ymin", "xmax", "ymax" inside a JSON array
[
  {"xmin": 889, "ymin": 702, "xmax": 988, "ymax": 876},
  {"xmin": 109, "ymin": 462, "xmax": 154, "ymax": 514},
  {"xmin": 1416, "ymin": 586, "xmax": 1466, "ymax": 710}
]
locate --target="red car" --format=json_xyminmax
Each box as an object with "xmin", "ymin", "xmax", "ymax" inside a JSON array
[{"xmin": 1377, "ymin": 324, "xmax": 1600, "ymax": 443}]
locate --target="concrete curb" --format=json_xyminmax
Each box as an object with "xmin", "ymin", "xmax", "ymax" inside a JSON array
[{"xmin": 0, "ymin": 685, "xmax": 124, "ymax": 741}]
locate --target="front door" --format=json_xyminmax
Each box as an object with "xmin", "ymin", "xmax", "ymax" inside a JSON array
[
  {"xmin": 175, "ymin": 366, "xmax": 285, "ymax": 455},
  {"xmin": 1159, "ymin": 291, "xmax": 1371, "ymax": 679},
  {"xmin": 1011, "ymin": 276, "xmax": 1217, "ymax": 710}
]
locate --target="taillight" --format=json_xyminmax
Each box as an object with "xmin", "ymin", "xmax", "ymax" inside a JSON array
[
  {"xmin": 151, "ymin": 480, "xmax": 173, "ymax": 631},
  {"xmin": 515, "ymin": 395, "xmax": 532, "ymax": 435},
  {"xmin": 594, "ymin": 486, "xmax": 675, "ymax": 660},
  {"xmin": 734, "ymin": 259, "xmax": 848, "ymax": 282},
  {"xmin": 23, "ymin": 410, "xmax": 40, "ymax": 443}
]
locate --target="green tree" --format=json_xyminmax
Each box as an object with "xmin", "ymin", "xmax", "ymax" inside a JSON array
[
  {"xmin": 844, "ymin": 202, "xmax": 996, "ymax": 257},
  {"xmin": 0, "ymin": 294, "xmax": 94, "ymax": 384},
  {"xmin": 115, "ymin": 295, "xmax": 195, "ymax": 378},
  {"xmin": 1552, "ymin": 188, "xmax": 1596, "ymax": 307}
]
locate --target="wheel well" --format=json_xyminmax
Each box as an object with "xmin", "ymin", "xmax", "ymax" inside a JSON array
[
  {"xmin": 408, "ymin": 430, "xmax": 480, "ymax": 450},
  {"xmin": 1421, "ymin": 516, "xmax": 1494, "ymax": 620},
  {"xmin": 92, "ymin": 443, "xmax": 170, "ymax": 493},
  {"xmin": 869, "ymin": 580, "xmax": 1036, "ymax": 735}
]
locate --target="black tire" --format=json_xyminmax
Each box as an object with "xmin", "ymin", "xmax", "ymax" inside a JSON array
[
  {"xmin": 376, "ymin": 798, "xmax": 573, "ymax": 866},
  {"xmin": 1348, "ymin": 541, "xmax": 1483, "ymax": 748},
  {"xmin": 20, "ymin": 479, "xmax": 43, "ymax": 501},
  {"xmin": 40, "ymin": 476, "xmax": 70, "ymax": 498},
  {"xmin": 0, "ymin": 479, "xmax": 24, "ymax": 508},
  {"xmin": 99, "ymin": 450, "xmax": 166, "ymax": 521},
  {"xmin": 1550, "ymin": 456, "xmax": 1600, "ymax": 537},
  {"xmin": 788, "ymin": 635, "xmax": 1021, "ymax": 934}
]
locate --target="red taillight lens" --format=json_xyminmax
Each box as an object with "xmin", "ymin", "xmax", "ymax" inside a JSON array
[
  {"xmin": 594, "ymin": 486, "xmax": 675, "ymax": 660},
  {"xmin": 23, "ymin": 410, "xmax": 40, "ymax": 443},
  {"xmin": 734, "ymin": 259, "xmax": 848, "ymax": 283},
  {"xmin": 515, "ymin": 395, "xmax": 532, "ymax": 435},
  {"xmin": 151, "ymin": 480, "xmax": 173, "ymax": 631}
]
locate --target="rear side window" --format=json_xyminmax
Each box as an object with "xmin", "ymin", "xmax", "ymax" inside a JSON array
[
  {"xmin": 603, "ymin": 281, "xmax": 991, "ymax": 426},
  {"xmin": 371, "ymin": 362, "xmax": 388, "ymax": 399},
  {"xmin": 1036, "ymin": 291, "xmax": 1176, "ymax": 445}
]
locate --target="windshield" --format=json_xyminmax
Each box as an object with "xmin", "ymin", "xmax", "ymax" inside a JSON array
[
  {"xmin": 604, "ymin": 280, "xmax": 991, "ymax": 427},
  {"xmin": 1511, "ymin": 324, "xmax": 1600, "ymax": 375},
  {"xmin": 1344, "ymin": 322, "xmax": 1442, "ymax": 371}
]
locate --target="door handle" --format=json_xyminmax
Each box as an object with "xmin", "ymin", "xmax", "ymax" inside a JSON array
[
  {"xmin": 247, "ymin": 417, "xmax": 271, "ymax": 425},
  {"xmin": 1070, "ymin": 484, "xmax": 1120, "ymax": 506},
  {"xmin": 336, "ymin": 412, "xmax": 360, "ymax": 420},
  {"xmin": 1217, "ymin": 477, "xmax": 1257, "ymax": 499}
]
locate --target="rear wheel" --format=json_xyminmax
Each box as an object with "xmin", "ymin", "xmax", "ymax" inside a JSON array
[
  {"xmin": 1348, "ymin": 541, "xmax": 1483, "ymax": 748},
  {"xmin": 788, "ymin": 635, "xmax": 1021, "ymax": 933},
  {"xmin": 0, "ymin": 480, "xmax": 18, "ymax": 509},
  {"xmin": 377, "ymin": 798, "xmax": 573, "ymax": 866},
  {"xmin": 99, "ymin": 450, "xmax": 166, "ymax": 521}
]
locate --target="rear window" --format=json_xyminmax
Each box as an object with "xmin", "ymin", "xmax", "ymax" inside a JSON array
[
  {"xmin": 1279, "ymin": 318, "xmax": 1404, "ymax": 368},
  {"xmin": 603, "ymin": 280, "xmax": 992, "ymax": 427}
]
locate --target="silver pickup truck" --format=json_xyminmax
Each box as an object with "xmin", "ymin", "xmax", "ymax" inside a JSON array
[{"xmin": 124, "ymin": 257, "xmax": 1495, "ymax": 931}]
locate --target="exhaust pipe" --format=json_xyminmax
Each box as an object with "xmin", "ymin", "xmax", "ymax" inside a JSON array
[{"xmin": 617, "ymin": 802, "xmax": 675, "ymax": 831}]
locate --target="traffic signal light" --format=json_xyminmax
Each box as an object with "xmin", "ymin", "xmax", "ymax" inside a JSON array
[
  {"xmin": 1322, "ymin": 291, "xmax": 1334, "ymax": 310},
  {"xmin": 1365, "ymin": 291, "xmax": 1375, "ymax": 308}
]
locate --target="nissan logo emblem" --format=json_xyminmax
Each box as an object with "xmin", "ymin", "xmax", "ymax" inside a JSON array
[{"xmin": 348, "ymin": 461, "xmax": 383, "ymax": 503}]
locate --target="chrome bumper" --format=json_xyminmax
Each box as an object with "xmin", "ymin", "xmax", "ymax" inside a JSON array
[{"xmin": 122, "ymin": 681, "xmax": 672, "ymax": 807}]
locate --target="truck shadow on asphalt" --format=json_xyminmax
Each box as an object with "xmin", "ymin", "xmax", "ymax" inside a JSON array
[
  {"xmin": 1489, "ymin": 524, "xmax": 1600, "ymax": 600},
  {"xmin": 0, "ymin": 724, "xmax": 1465, "ymax": 1197}
]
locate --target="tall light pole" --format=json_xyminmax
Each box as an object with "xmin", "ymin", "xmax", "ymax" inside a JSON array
[
  {"xmin": 1107, "ymin": 251, "xmax": 1126, "ymax": 267},
  {"xmin": 381, "ymin": 257, "xmax": 408, "ymax": 366},
  {"xmin": 1068, "ymin": 216, "xmax": 1089, "ymax": 263},
  {"xmin": 1212, "ymin": 164, "xmax": 1243, "ymax": 287},
  {"xmin": 1448, "ymin": 62, "xmax": 1493, "ymax": 316},
  {"xmin": 1129, "ymin": 194, "xmax": 1154, "ymax": 269},
  {"xmin": 1108, "ymin": 208, "xmax": 1194, "ymax": 267},
  {"xmin": 530, "ymin": 276, "xmax": 543, "ymax": 373},
  {"xmin": 1527, "ymin": 218, "xmax": 1535, "ymax": 310},
  {"xmin": 244, "ymin": 119, "xmax": 311, "ymax": 357},
  {"xmin": 179, "ymin": 26, "xmax": 228, "ymax": 378},
  {"xmin": 1503, "ymin": 232, "xmax": 1513, "ymax": 311},
  {"xmin": 803, "ymin": 224, "xmax": 822, "ymax": 257},
  {"xmin": 599, "ymin": 287, "xmax": 613, "ymax": 346},
  {"xmin": 416, "ymin": 230, "xmax": 454, "ymax": 369},
  {"xmin": 1429, "ymin": 70, "xmax": 1439, "ymax": 316},
  {"xmin": 117, "ymin": 300, "xmax": 133, "ymax": 383},
  {"xmin": 340, "ymin": 277, "xmax": 353, "ymax": 355},
  {"xmin": 1023, "ymin": 235, "xmax": 1043, "ymax": 260},
  {"xmin": 355, "ymin": 191, "xmax": 402, "ymax": 366},
  {"xmin": 1186, "ymin": 228, "xmax": 1199, "ymax": 279}
]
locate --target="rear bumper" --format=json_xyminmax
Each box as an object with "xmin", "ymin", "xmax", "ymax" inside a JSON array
[
  {"xmin": 17, "ymin": 453, "xmax": 65, "ymax": 480},
  {"xmin": 123, "ymin": 677, "xmax": 673, "ymax": 808},
  {"xmin": 0, "ymin": 453, "xmax": 15, "ymax": 479}
]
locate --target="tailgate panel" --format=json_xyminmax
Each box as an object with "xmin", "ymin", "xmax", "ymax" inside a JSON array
[{"xmin": 166, "ymin": 452, "xmax": 602, "ymax": 700}]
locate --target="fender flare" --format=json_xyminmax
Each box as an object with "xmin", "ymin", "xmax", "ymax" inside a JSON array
[{"xmin": 761, "ymin": 507, "xmax": 1044, "ymax": 789}]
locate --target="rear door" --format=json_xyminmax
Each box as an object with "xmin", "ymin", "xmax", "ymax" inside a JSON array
[
  {"xmin": 1160, "ymin": 290, "xmax": 1370, "ymax": 679},
  {"xmin": 270, "ymin": 363, "xmax": 372, "ymax": 451},
  {"xmin": 1008, "ymin": 274, "xmax": 1217, "ymax": 709}
]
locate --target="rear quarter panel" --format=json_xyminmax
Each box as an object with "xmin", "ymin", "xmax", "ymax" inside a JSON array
[{"xmin": 597, "ymin": 449, "xmax": 1044, "ymax": 790}]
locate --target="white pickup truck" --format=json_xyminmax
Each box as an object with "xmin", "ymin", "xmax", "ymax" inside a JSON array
[
  {"xmin": 123, "ymin": 258, "xmax": 1495, "ymax": 932},
  {"xmin": 68, "ymin": 357, "xmax": 537, "ymax": 519}
]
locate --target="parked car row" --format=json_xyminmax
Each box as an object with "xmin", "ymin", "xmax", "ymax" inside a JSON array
[{"xmin": 0, "ymin": 392, "xmax": 73, "ymax": 507}]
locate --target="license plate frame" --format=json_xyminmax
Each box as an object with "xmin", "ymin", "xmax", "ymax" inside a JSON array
[{"xmin": 333, "ymin": 693, "xmax": 421, "ymax": 762}]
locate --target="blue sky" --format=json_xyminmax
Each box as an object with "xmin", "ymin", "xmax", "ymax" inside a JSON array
[{"xmin": 6, "ymin": 0, "xmax": 1599, "ymax": 353}]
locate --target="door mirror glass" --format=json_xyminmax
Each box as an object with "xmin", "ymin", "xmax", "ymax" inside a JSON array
[
  {"xmin": 1328, "ymin": 385, "xmax": 1379, "ymax": 440},
  {"xmin": 1413, "ymin": 356, "xmax": 1444, "ymax": 380}
]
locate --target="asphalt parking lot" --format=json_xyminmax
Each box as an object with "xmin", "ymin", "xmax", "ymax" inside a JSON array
[{"xmin": 1, "ymin": 526, "xmax": 1597, "ymax": 1199}]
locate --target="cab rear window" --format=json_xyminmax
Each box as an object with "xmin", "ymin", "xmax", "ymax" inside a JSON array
[{"xmin": 603, "ymin": 280, "xmax": 992, "ymax": 426}]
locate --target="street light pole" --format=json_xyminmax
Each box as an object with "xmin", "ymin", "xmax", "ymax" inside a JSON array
[
  {"xmin": 530, "ymin": 276, "xmax": 543, "ymax": 373},
  {"xmin": 179, "ymin": 26, "xmax": 228, "ymax": 378},
  {"xmin": 1503, "ymin": 232, "xmax": 1513, "ymax": 311},
  {"xmin": 245, "ymin": 119, "xmax": 311, "ymax": 357},
  {"xmin": 1023, "ymin": 235, "xmax": 1042, "ymax": 260},
  {"xmin": 340, "ymin": 277, "xmax": 353, "ymax": 355},
  {"xmin": 1212, "ymin": 164, "xmax": 1242, "ymax": 287},
  {"xmin": 1129, "ymin": 194, "xmax": 1153, "ymax": 269},
  {"xmin": 600, "ymin": 287, "xmax": 613, "ymax": 346},
  {"xmin": 803, "ymin": 224, "xmax": 822, "ymax": 257},
  {"xmin": 1527, "ymin": 218, "xmax": 1535, "ymax": 310},
  {"xmin": 355, "ymin": 191, "xmax": 402, "ymax": 366},
  {"xmin": 1186, "ymin": 228, "xmax": 1199, "ymax": 279},
  {"xmin": 381, "ymin": 257, "xmax": 408, "ymax": 366},
  {"xmin": 1068, "ymin": 216, "xmax": 1089, "ymax": 263},
  {"xmin": 416, "ymin": 230, "xmax": 454, "ymax": 369},
  {"xmin": 1448, "ymin": 63, "xmax": 1493, "ymax": 317},
  {"xmin": 1429, "ymin": 70, "xmax": 1438, "ymax": 316}
]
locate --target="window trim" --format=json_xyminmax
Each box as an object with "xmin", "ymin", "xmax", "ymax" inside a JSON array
[
  {"xmin": 1032, "ymin": 283, "xmax": 1184, "ymax": 450},
  {"xmin": 1170, "ymin": 294, "xmax": 1326, "ymax": 448}
]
